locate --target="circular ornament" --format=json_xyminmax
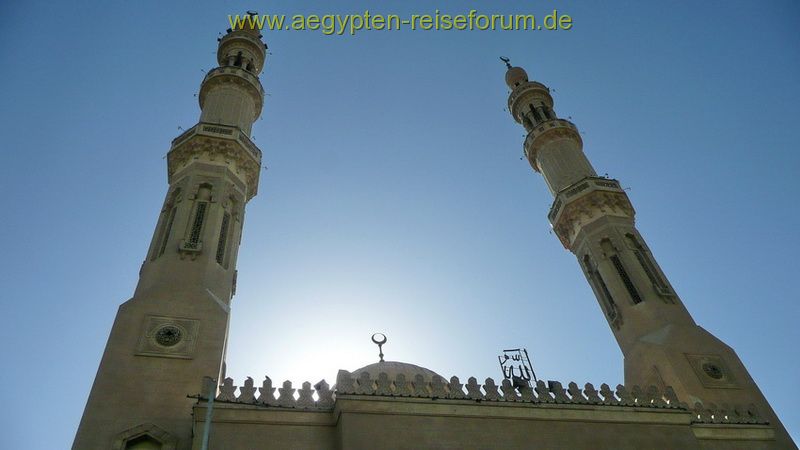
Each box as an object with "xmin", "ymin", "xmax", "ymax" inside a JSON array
[
  {"xmin": 155, "ymin": 325, "xmax": 183, "ymax": 347},
  {"xmin": 702, "ymin": 362, "xmax": 724, "ymax": 380}
]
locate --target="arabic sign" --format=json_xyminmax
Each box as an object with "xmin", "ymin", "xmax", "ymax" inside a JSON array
[{"xmin": 498, "ymin": 348, "xmax": 537, "ymax": 386}]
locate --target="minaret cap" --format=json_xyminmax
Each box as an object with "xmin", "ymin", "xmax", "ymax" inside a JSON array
[
  {"xmin": 505, "ymin": 66, "xmax": 529, "ymax": 88},
  {"xmin": 231, "ymin": 11, "xmax": 263, "ymax": 36}
]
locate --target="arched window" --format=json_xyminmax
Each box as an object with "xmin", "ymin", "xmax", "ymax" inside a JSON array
[
  {"xmin": 626, "ymin": 233, "xmax": 673, "ymax": 296},
  {"xmin": 112, "ymin": 423, "xmax": 176, "ymax": 450},
  {"xmin": 151, "ymin": 188, "xmax": 181, "ymax": 260},
  {"xmin": 601, "ymin": 238, "xmax": 643, "ymax": 304},
  {"xmin": 216, "ymin": 212, "xmax": 231, "ymax": 266},
  {"xmin": 217, "ymin": 196, "xmax": 240, "ymax": 267},
  {"xmin": 530, "ymin": 104, "xmax": 542, "ymax": 123},
  {"xmin": 522, "ymin": 114, "xmax": 533, "ymax": 129},
  {"xmin": 125, "ymin": 435, "xmax": 161, "ymax": 450},
  {"xmin": 185, "ymin": 184, "xmax": 211, "ymax": 250},
  {"xmin": 583, "ymin": 255, "xmax": 619, "ymax": 323}
]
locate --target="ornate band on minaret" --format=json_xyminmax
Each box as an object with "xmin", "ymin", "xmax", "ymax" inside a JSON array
[
  {"xmin": 504, "ymin": 64, "xmax": 795, "ymax": 448},
  {"xmin": 73, "ymin": 19, "xmax": 267, "ymax": 449}
]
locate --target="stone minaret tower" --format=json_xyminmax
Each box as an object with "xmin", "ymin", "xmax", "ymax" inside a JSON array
[
  {"xmin": 504, "ymin": 64, "xmax": 795, "ymax": 448},
  {"xmin": 73, "ymin": 21, "xmax": 267, "ymax": 449}
]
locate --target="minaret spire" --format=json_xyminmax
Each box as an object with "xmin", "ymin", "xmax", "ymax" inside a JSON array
[
  {"xmin": 504, "ymin": 64, "xmax": 796, "ymax": 448},
  {"xmin": 74, "ymin": 19, "xmax": 268, "ymax": 449}
]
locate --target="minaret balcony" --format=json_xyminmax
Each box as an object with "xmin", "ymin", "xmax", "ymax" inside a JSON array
[
  {"xmin": 217, "ymin": 32, "xmax": 267, "ymax": 67},
  {"xmin": 167, "ymin": 122, "xmax": 263, "ymax": 199},
  {"xmin": 171, "ymin": 122, "xmax": 261, "ymax": 159},
  {"xmin": 548, "ymin": 177, "xmax": 635, "ymax": 249},
  {"xmin": 199, "ymin": 66, "xmax": 264, "ymax": 118},
  {"xmin": 523, "ymin": 119, "xmax": 582, "ymax": 170},
  {"xmin": 507, "ymin": 81, "xmax": 552, "ymax": 121}
]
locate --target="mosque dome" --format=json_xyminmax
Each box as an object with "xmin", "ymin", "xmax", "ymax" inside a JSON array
[
  {"xmin": 351, "ymin": 361, "xmax": 444, "ymax": 382},
  {"xmin": 505, "ymin": 66, "xmax": 529, "ymax": 88}
]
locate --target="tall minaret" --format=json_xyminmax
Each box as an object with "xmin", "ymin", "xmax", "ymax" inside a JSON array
[
  {"xmin": 74, "ymin": 20, "xmax": 267, "ymax": 449},
  {"xmin": 504, "ymin": 63, "xmax": 795, "ymax": 447}
]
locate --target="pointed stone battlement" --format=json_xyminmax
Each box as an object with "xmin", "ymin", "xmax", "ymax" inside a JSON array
[
  {"xmin": 199, "ymin": 370, "xmax": 767, "ymax": 426},
  {"xmin": 203, "ymin": 376, "xmax": 335, "ymax": 410},
  {"xmin": 334, "ymin": 370, "xmax": 684, "ymax": 409}
]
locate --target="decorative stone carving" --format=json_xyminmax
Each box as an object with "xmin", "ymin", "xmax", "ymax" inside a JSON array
[
  {"xmin": 258, "ymin": 376, "xmax": 276, "ymax": 405},
  {"xmin": 583, "ymin": 383, "xmax": 602, "ymax": 404},
  {"xmin": 691, "ymin": 402, "xmax": 766, "ymax": 425},
  {"xmin": 394, "ymin": 374, "xmax": 414, "ymax": 397},
  {"xmin": 708, "ymin": 402, "xmax": 722, "ymax": 423},
  {"xmin": 549, "ymin": 381, "xmax": 571, "ymax": 403},
  {"xmin": 447, "ymin": 376, "xmax": 466, "ymax": 399},
  {"xmin": 217, "ymin": 377, "xmax": 237, "ymax": 402},
  {"xmin": 277, "ymin": 380, "xmax": 296, "ymax": 407},
  {"xmin": 567, "ymin": 382, "xmax": 588, "ymax": 404},
  {"xmin": 482, "ymin": 378, "xmax": 501, "ymax": 401},
  {"xmin": 430, "ymin": 375, "xmax": 447, "ymax": 398},
  {"xmin": 167, "ymin": 135, "xmax": 261, "ymax": 200},
  {"xmin": 745, "ymin": 404, "xmax": 763, "ymax": 424},
  {"xmin": 296, "ymin": 382, "xmax": 315, "ymax": 409},
  {"xmin": 154, "ymin": 325, "xmax": 182, "ymax": 347},
  {"xmin": 355, "ymin": 372, "xmax": 375, "ymax": 395},
  {"xmin": 685, "ymin": 353, "xmax": 738, "ymax": 389},
  {"xmin": 137, "ymin": 315, "xmax": 199, "ymax": 359},
  {"xmin": 599, "ymin": 383, "xmax": 618, "ymax": 405},
  {"xmin": 718, "ymin": 403, "xmax": 733, "ymax": 423},
  {"xmin": 336, "ymin": 370, "xmax": 355, "ymax": 394},
  {"xmin": 315, "ymin": 380, "xmax": 334, "ymax": 409},
  {"xmin": 663, "ymin": 386, "xmax": 680, "ymax": 408},
  {"xmin": 693, "ymin": 402, "xmax": 709, "ymax": 422},
  {"xmin": 616, "ymin": 384, "xmax": 634, "ymax": 406},
  {"xmin": 501, "ymin": 379, "xmax": 520, "ymax": 402},
  {"xmin": 617, "ymin": 384, "xmax": 638, "ymax": 406},
  {"xmin": 631, "ymin": 385, "xmax": 644, "ymax": 406},
  {"xmin": 551, "ymin": 189, "xmax": 635, "ymax": 249},
  {"xmin": 238, "ymin": 377, "xmax": 257, "ymax": 403},
  {"xmin": 375, "ymin": 372, "xmax": 393, "ymax": 396},
  {"xmin": 413, "ymin": 374, "xmax": 429, "ymax": 397},
  {"xmin": 535, "ymin": 380, "xmax": 554, "ymax": 403},
  {"xmin": 725, "ymin": 404, "xmax": 743, "ymax": 423},
  {"xmin": 645, "ymin": 385, "xmax": 665, "ymax": 408},
  {"xmin": 206, "ymin": 375, "xmax": 695, "ymax": 415},
  {"xmin": 465, "ymin": 377, "xmax": 484, "ymax": 400},
  {"xmin": 518, "ymin": 384, "xmax": 535, "ymax": 402}
]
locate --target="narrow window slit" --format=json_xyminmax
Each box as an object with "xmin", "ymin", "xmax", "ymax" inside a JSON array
[
  {"xmin": 583, "ymin": 255, "xmax": 618, "ymax": 321},
  {"xmin": 216, "ymin": 212, "xmax": 231, "ymax": 266},
  {"xmin": 156, "ymin": 207, "xmax": 177, "ymax": 258},
  {"xmin": 626, "ymin": 233, "xmax": 672, "ymax": 295},
  {"xmin": 186, "ymin": 202, "xmax": 207, "ymax": 249},
  {"xmin": 611, "ymin": 255, "xmax": 642, "ymax": 304}
]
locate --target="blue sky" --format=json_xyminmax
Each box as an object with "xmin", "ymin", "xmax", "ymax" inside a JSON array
[{"xmin": 1, "ymin": 0, "xmax": 798, "ymax": 447}]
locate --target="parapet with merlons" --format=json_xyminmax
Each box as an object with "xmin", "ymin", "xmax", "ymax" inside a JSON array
[{"xmin": 195, "ymin": 371, "xmax": 766, "ymax": 426}]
